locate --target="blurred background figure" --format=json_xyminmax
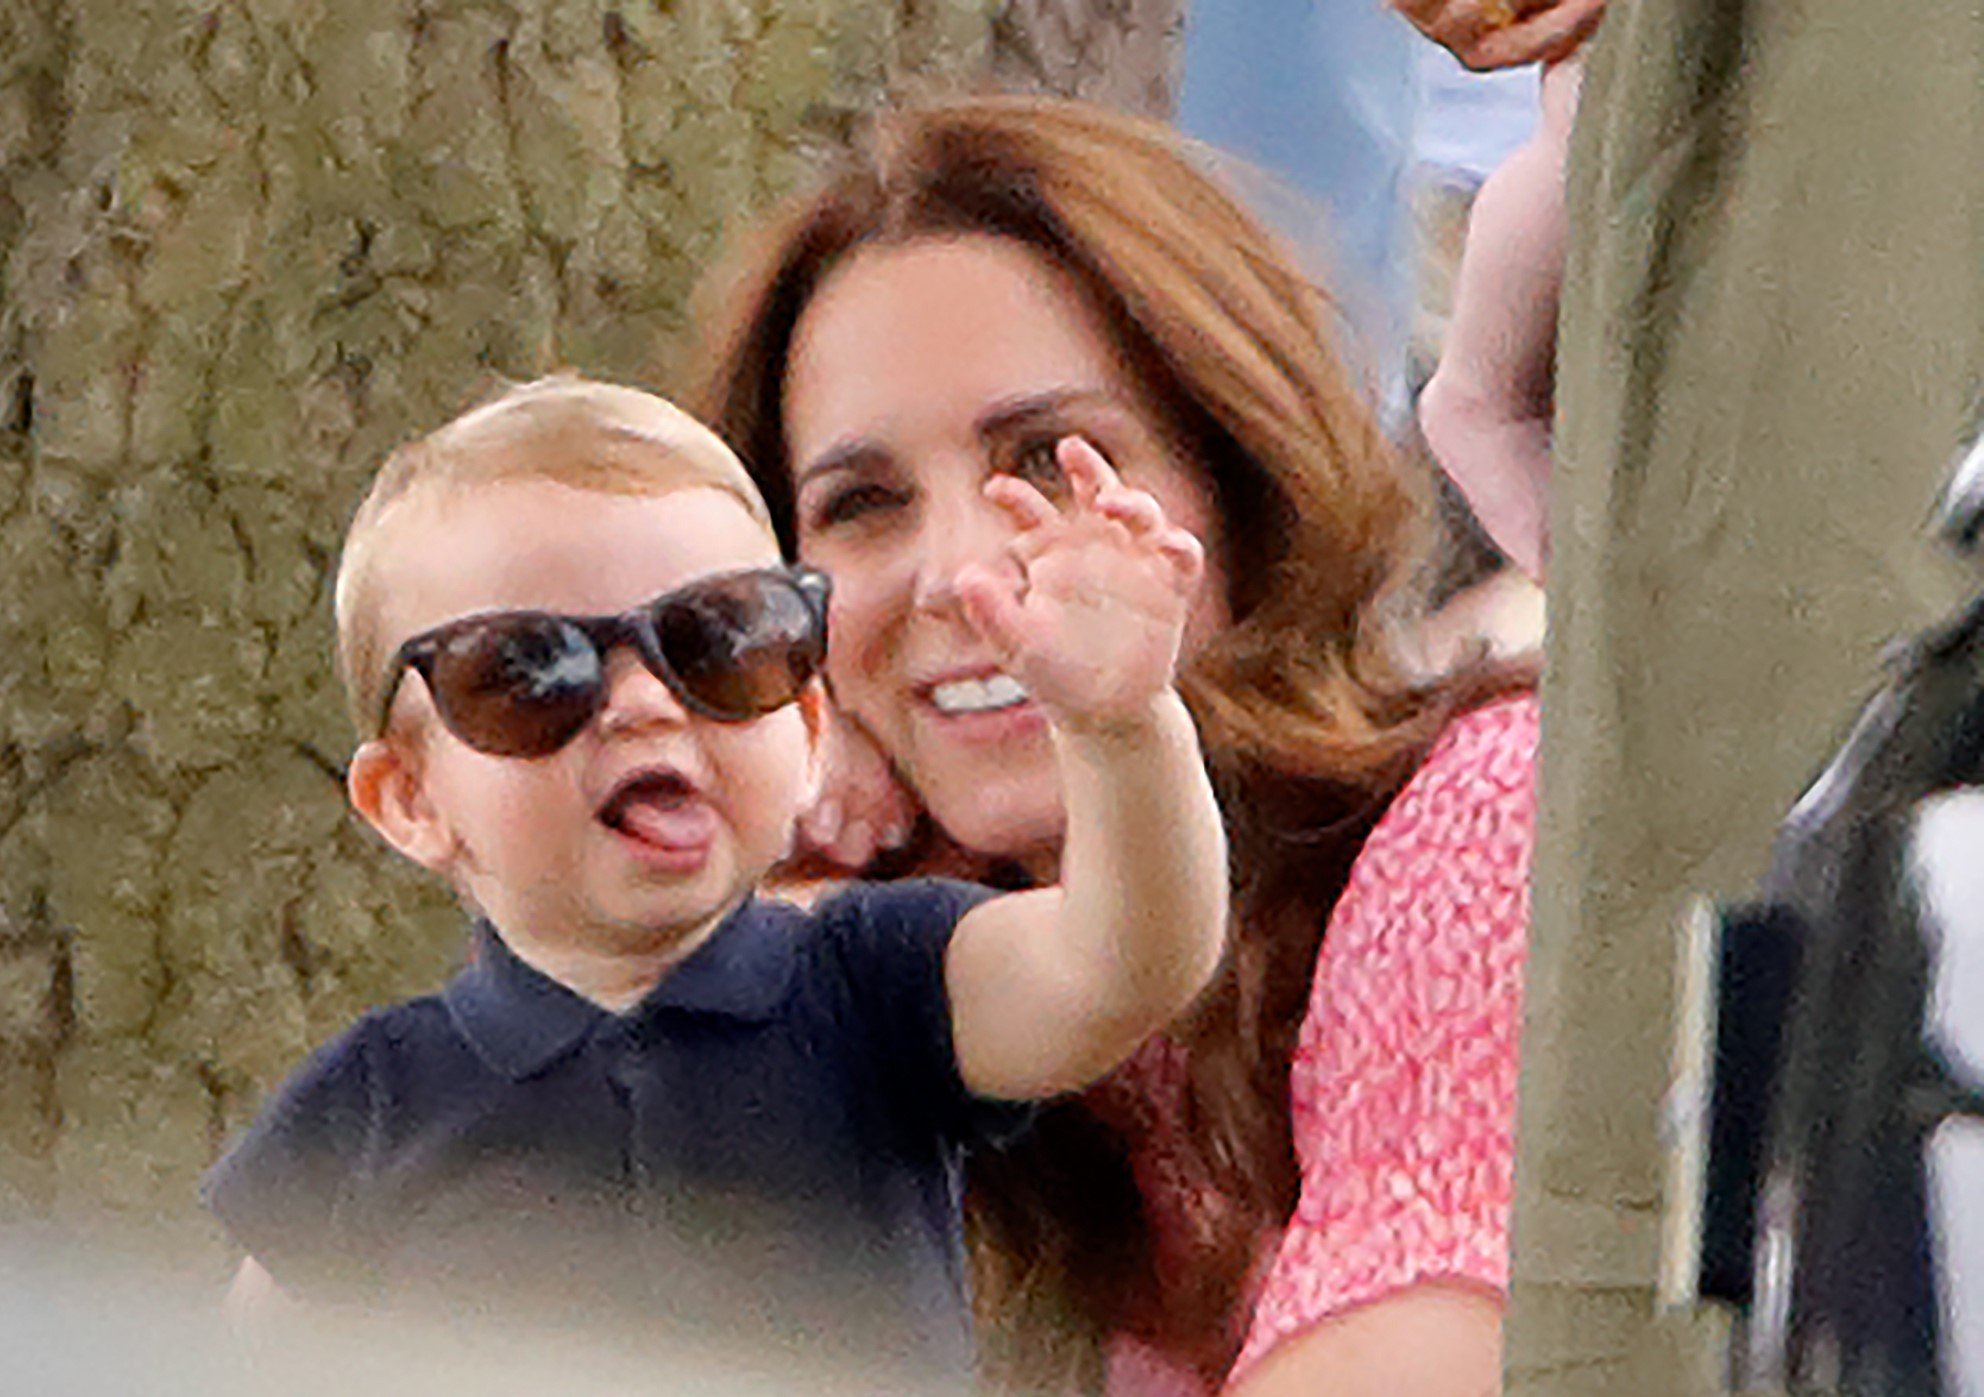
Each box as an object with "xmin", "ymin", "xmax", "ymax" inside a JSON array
[
  {"xmin": 1174, "ymin": 0, "xmax": 1581, "ymax": 671},
  {"xmin": 1524, "ymin": 0, "xmax": 1984, "ymax": 1389},
  {"xmin": 1407, "ymin": 41, "xmax": 1541, "ymax": 381},
  {"xmin": 1176, "ymin": 0, "xmax": 1423, "ymax": 424},
  {"xmin": 1414, "ymin": 53, "xmax": 1579, "ymax": 583},
  {"xmin": 1917, "ymin": 793, "xmax": 1984, "ymax": 1397}
]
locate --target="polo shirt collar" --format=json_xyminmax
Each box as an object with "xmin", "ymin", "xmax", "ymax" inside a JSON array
[{"xmin": 443, "ymin": 899, "xmax": 800, "ymax": 1080}]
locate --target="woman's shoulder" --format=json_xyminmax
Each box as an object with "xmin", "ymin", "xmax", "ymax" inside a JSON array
[
  {"xmin": 1324, "ymin": 689, "xmax": 1538, "ymax": 948},
  {"xmin": 1410, "ymin": 688, "xmax": 1539, "ymax": 794},
  {"xmin": 1240, "ymin": 691, "xmax": 1539, "ymax": 1368},
  {"xmin": 1378, "ymin": 688, "xmax": 1537, "ymax": 836}
]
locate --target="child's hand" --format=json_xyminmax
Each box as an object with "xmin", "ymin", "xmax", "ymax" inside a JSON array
[{"xmin": 955, "ymin": 437, "xmax": 1204, "ymax": 737}]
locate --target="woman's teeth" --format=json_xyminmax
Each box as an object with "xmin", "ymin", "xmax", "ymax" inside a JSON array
[{"xmin": 930, "ymin": 674, "xmax": 1029, "ymax": 715}]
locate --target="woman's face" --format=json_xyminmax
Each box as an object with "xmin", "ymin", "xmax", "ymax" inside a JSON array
[{"xmin": 782, "ymin": 234, "xmax": 1230, "ymax": 860}]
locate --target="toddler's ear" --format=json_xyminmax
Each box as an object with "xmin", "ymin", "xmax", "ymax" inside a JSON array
[
  {"xmin": 796, "ymin": 681, "xmax": 830, "ymax": 807},
  {"xmin": 347, "ymin": 736, "xmax": 457, "ymax": 874}
]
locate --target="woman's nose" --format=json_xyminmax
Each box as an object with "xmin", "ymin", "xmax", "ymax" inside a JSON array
[
  {"xmin": 595, "ymin": 646, "xmax": 689, "ymax": 736},
  {"xmin": 910, "ymin": 488, "xmax": 1019, "ymax": 616}
]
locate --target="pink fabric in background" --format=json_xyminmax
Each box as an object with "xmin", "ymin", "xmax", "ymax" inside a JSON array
[{"xmin": 1096, "ymin": 692, "xmax": 1538, "ymax": 1395}]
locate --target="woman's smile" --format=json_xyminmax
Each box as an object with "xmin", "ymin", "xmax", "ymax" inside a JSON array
[{"xmin": 785, "ymin": 233, "xmax": 1227, "ymax": 857}]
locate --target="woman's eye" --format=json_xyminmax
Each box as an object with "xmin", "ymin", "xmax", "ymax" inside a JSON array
[
  {"xmin": 811, "ymin": 482, "xmax": 904, "ymax": 529},
  {"xmin": 1007, "ymin": 437, "xmax": 1071, "ymax": 501}
]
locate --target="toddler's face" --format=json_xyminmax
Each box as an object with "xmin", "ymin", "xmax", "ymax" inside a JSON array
[{"xmin": 366, "ymin": 478, "xmax": 817, "ymax": 955}]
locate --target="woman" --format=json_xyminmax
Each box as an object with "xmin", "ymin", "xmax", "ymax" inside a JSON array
[{"xmin": 690, "ymin": 96, "xmax": 1536, "ymax": 1396}]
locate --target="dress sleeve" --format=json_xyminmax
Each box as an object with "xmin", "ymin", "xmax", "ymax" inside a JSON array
[
  {"xmin": 201, "ymin": 1015, "xmax": 384, "ymax": 1294},
  {"xmin": 1233, "ymin": 694, "xmax": 1539, "ymax": 1379}
]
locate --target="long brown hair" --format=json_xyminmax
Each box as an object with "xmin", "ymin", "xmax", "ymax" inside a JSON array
[{"xmin": 690, "ymin": 95, "xmax": 1510, "ymax": 1391}]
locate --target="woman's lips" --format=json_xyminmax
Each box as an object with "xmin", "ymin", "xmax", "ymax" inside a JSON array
[
  {"xmin": 916, "ymin": 692, "xmax": 1049, "ymax": 745},
  {"xmin": 929, "ymin": 672, "xmax": 1029, "ymax": 715}
]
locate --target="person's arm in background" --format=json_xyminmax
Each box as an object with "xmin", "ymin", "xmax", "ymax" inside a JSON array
[
  {"xmin": 1225, "ymin": 696, "xmax": 1539, "ymax": 1397},
  {"xmin": 1417, "ymin": 54, "xmax": 1583, "ymax": 581}
]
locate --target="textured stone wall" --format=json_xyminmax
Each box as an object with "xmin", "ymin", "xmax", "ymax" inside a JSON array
[
  {"xmin": 990, "ymin": 0, "xmax": 1183, "ymax": 118},
  {"xmin": 0, "ymin": 0, "xmax": 1180, "ymax": 1262}
]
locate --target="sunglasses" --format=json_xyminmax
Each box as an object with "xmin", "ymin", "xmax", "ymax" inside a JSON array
[{"xmin": 376, "ymin": 565, "xmax": 831, "ymax": 758}]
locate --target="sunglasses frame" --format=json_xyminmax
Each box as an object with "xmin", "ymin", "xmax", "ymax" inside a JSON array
[{"xmin": 374, "ymin": 564, "xmax": 832, "ymax": 753}]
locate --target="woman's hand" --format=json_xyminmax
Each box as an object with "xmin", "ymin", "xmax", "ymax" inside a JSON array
[
  {"xmin": 1392, "ymin": 0, "xmax": 1605, "ymax": 70},
  {"xmin": 956, "ymin": 437, "xmax": 1205, "ymax": 738},
  {"xmin": 794, "ymin": 703, "xmax": 920, "ymax": 872}
]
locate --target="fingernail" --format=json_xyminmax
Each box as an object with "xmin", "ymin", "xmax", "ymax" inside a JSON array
[
  {"xmin": 814, "ymin": 798, "xmax": 842, "ymax": 843},
  {"xmin": 880, "ymin": 821, "xmax": 912, "ymax": 851}
]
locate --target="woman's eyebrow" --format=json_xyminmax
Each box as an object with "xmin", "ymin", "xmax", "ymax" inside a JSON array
[
  {"xmin": 794, "ymin": 440, "xmax": 890, "ymax": 493},
  {"xmin": 975, "ymin": 387, "xmax": 1123, "ymax": 441}
]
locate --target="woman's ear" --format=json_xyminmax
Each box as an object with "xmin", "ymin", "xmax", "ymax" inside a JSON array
[{"xmin": 347, "ymin": 735, "xmax": 457, "ymax": 874}]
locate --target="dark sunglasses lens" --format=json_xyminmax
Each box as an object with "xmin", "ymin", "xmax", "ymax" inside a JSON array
[
  {"xmin": 654, "ymin": 573, "xmax": 824, "ymax": 720},
  {"xmin": 427, "ymin": 616, "xmax": 602, "ymax": 756}
]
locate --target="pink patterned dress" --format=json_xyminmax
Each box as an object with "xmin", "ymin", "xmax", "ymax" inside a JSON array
[{"xmin": 1093, "ymin": 692, "xmax": 1538, "ymax": 1395}]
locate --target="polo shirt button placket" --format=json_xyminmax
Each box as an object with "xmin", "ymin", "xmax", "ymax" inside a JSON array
[
  {"xmin": 598, "ymin": 1024, "xmax": 652, "ymax": 1195},
  {"xmin": 607, "ymin": 1020, "xmax": 692, "ymax": 1317},
  {"xmin": 584, "ymin": 1022, "xmax": 664, "ymax": 1312}
]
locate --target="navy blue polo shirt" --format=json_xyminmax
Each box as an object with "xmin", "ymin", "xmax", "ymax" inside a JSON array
[{"xmin": 203, "ymin": 878, "xmax": 1023, "ymax": 1384}]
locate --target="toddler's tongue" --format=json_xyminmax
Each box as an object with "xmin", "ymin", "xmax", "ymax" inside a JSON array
[{"xmin": 616, "ymin": 791, "xmax": 719, "ymax": 852}]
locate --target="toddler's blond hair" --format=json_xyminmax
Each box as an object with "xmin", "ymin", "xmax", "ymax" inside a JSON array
[{"xmin": 334, "ymin": 374, "xmax": 774, "ymax": 737}]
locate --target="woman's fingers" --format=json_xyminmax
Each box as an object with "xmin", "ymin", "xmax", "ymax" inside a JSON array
[
  {"xmin": 794, "ymin": 709, "xmax": 920, "ymax": 871},
  {"xmin": 801, "ymin": 793, "xmax": 845, "ymax": 849},
  {"xmin": 837, "ymin": 816, "xmax": 878, "ymax": 867}
]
